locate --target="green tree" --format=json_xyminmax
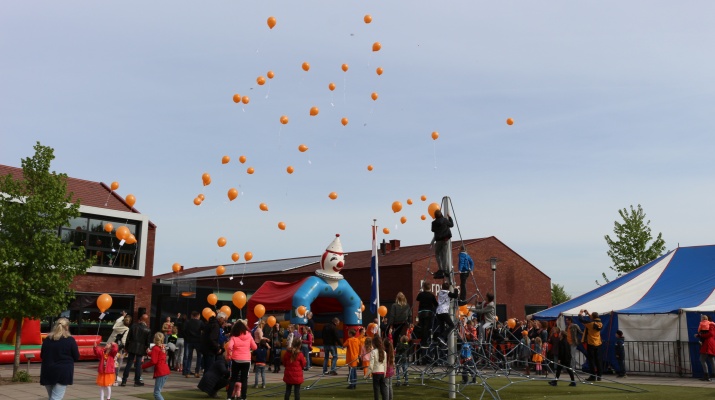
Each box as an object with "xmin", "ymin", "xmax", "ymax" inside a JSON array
[
  {"xmin": 604, "ymin": 204, "xmax": 666, "ymax": 278},
  {"xmin": 551, "ymin": 283, "xmax": 572, "ymax": 306},
  {"xmin": 0, "ymin": 142, "xmax": 93, "ymax": 379}
]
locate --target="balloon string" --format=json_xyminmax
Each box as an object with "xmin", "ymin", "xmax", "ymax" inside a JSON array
[
  {"xmin": 330, "ymin": 92, "xmax": 335, "ymax": 107},
  {"xmin": 104, "ymin": 190, "xmax": 112, "ymax": 207}
]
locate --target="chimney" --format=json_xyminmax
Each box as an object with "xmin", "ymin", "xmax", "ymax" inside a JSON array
[
  {"xmin": 380, "ymin": 239, "xmax": 389, "ymax": 255},
  {"xmin": 389, "ymin": 239, "xmax": 400, "ymax": 251}
]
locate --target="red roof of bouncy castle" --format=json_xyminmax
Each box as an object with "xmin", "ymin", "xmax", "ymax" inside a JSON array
[{"xmin": 247, "ymin": 277, "xmax": 343, "ymax": 326}]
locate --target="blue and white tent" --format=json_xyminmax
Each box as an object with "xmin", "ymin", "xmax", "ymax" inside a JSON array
[{"xmin": 533, "ymin": 245, "xmax": 715, "ymax": 377}]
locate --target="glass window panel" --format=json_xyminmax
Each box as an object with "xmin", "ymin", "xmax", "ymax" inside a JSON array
[{"xmin": 66, "ymin": 216, "xmax": 88, "ymax": 230}]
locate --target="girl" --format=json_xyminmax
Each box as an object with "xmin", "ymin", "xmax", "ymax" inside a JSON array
[
  {"xmin": 369, "ymin": 336, "xmax": 388, "ymax": 400},
  {"xmin": 384, "ymin": 340, "xmax": 396, "ymax": 400},
  {"xmin": 519, "ymin": 330, "xmax": 531, "ymax": 376},
  {"xmin": 283, "ymin": 338, "xmax": 307, "ymax": 400},
  {"xmin": 141, "ymin": 332, "xmax": 171, "ymax": 400},
  {"xmin": 93, "ymin": 342, "xmax": 118, "ymax": 400},
  {"xmin": 226, "ymin": 320, "xmax": 257, "ymax": 400},
  {"xmin": 254, "ymin": 340, "xmax": 269, "ymax": 389},
  {"xmin": 532, "ymin": 337, "xmax": 544, "ymax": 375},
  {"xmin": 361, "ymin": 337, "xmax": 373, "ymax": 379},
  {"xmin": 272, "ymin": 327, "xmax": 283, "ymax": 373},
  {"xmin": 301, "ymin": 327, "xmax": 314, "ymax": 370}
]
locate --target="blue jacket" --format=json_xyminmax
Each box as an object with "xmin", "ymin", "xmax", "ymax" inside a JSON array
[{"xmin": 458, "ymin": 252, "xmax": 474, "ymax": 273}]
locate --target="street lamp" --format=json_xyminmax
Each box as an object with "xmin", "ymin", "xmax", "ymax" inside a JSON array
[{"xmin": 489, "ymin": 257, "xmax": 498, "ymax": 306}]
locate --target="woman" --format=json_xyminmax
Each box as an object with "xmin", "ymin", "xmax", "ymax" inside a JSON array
[
  {"xmin": 388, "ymin": 292, "xmax": 412, "ymax": 345},
  {"xmin": 40, "ymin": 318, "xmax": 80, "ymax": 400},
  {"xmin": 226, "ymin": 320, "xmax": 257, "ymax": 400},
  {"xmin": 695, "ymin": 315, "xmax": 715, "ymax": 381}
]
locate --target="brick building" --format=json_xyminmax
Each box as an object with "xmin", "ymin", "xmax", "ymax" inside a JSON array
[
  {"xmin": 0, "ymin": 165, "xmax": 156, "ymax": 338},
  {"xmin": 155, "ymin": 236, "xmax": 551, "ymax": 325}
]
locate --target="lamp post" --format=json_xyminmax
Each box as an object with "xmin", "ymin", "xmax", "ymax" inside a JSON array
[{"xmin": 489, "ymin": 257, "xmax": 498, "ymax": 306}]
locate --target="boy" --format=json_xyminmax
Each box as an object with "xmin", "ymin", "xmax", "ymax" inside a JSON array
[
  {"xmin": 343, "ymin": 328, "xmax": 361, "ymax": 389},
  {"xmin": 615, "ymin": 330, "xmax": 626, "ymax": 378},
  {"xmin": 395, "ymin": 335, "xmax": 410, "ymax": 386}
]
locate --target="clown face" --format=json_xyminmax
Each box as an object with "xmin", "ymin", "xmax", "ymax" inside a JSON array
[{"xmin": 321, "ymin": 250, "xmax": 345, "ymax": 275}]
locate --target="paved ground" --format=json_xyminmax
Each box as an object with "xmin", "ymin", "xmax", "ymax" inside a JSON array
[{"xmin": 0, "ymin": 360, "xmax": 713, "ymax": 400}]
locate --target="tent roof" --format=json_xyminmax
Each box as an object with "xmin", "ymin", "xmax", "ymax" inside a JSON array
[{"xmin": 534, "ymin": 245, "xmax": 715, "ymax": 319}]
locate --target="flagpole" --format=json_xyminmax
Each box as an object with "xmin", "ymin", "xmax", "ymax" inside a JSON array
[{"xmin": 372, "ymin": 219, "xmax": 381, "ymax": 337}]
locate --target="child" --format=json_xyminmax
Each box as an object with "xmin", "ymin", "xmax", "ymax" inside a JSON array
[
  {"xmin": 532, "ymin": 337, "xmax": 544, "ymax": 375},
  {"xmin": 361, "ymin": 337, "xmax": 373, "ymax": 379},
  {"xmin": 141, "ymin": 332, "xmax": 171, "ymax": 400},
  {"xmin": 384, "ymin": 340, "xmax": 396, "ymax": 400},
  {"xmin": 254, "ymin": 340, "xmax": 269, "ymax": 388},
  {"xmin": 272, "ymin": 327, "xmax": 283, "ymax": 373},
  {"xmin": 395, "ymin": 335, "xmax": 410, "ymax": 386},
  {"xmin": 167, "ymin": 327, "xmax": 178, "ymax": 370},
  {"xmin": 302, "ymin": 327, "xmax": 314, "ymax": 371},
  {"xmin": 369, "ymin": 336, "xmax": 388, "ymax": 400},
  {"xmin": 435, "ymin": 283, "xmax": 459, "ymax": 341},
  {"xmin": 464, "ymin": 320, "xmax": 477, "ymax": 343},
  {"xmin": 519, "ymin": 330, "xmax": 531, "ymax": 376},
  {"xmin": 344, "ymin": 328, "xmax": 361, "ymax": 389},
  {"xmin": 94, "ymin": 342, "xmax": 118, "ymax": 400},
  {"xmin": 459, "ymin": 342, "xmax": 476, "ymax": 384},
  {"xmin": 615, "ymin": 330, "xmax": 626, "ymax": 378},
  {"xmin": 283, "ymin": 338, "xmax": 307, "ymax": 400}
]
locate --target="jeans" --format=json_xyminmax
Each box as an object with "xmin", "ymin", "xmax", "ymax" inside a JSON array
[
  {"xmin": 183, "ymin": 341, "xmax": 202, "ymax": 374},
  {"xmin": 153, "ymin": 375, "xmax": 168, "ymax": 400},
  {"xmin": 700, "ymin": 353, "xmax": 715, "ymax": 378},
  {"xmin": 44, "ymin": 384, "xmax": 67, "ymax": 400},
  {"xmin": 396, "ymin": 360, "xmax": 408, "ymax": 382},
  {"xmin": 175, "ymin": 338, "xmax": 184, "ymax": 369},
  {"xmin": 569, "ymin": 344, "xmax": 579, "ymax": 369},
  {"xmin": 284, "ymin": 383, "xmax": 301, "ymax": 400},
  {"xmin": 323, "ymin": 345, "xmax": 337, "ymax": 372},
  {"xmin": 301, "ymin": 344, "xmax": 311, "ymax": 368},
  {"xmin": 229, "ymin": 361, "xmax": 250, "ymax": 400},
  {"xmin": 435, "ymin": 240, "xmax": 450, "ymax": 273},
  {"xmin": 122, "ymin": 352, "xmax": 143, "ymax": 383},
  {"xmin": 254, "ymin": 365, "xmax": 266, "ymax": 385},
  {"xmin": 386, "ymin": 377, "xmax": 393, "ymax": 400},
  {"xmin": 372, "ymin": 373, "xmax": 388, "ymax": 400},
  {"xmin": 348, "ymin": 366, "xmax": 358, "ymax": 386}
]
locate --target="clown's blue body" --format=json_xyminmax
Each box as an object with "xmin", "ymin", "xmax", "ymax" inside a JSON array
[{"xmin": 291, "ymin": 276, "xmax": 362, "ymax": 325}]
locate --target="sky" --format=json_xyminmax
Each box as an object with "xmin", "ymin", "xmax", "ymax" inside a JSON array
[{"xmin": 2, "ymin": 1, "xmax": 714, "ymax": 298}]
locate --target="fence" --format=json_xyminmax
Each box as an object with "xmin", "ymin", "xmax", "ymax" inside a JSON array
[{"xmin": 605, "ymin": 340, "xmax": 693, "ymax": 377}]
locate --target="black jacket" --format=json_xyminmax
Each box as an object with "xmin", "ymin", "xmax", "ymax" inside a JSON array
[
  {"xmin": 322, "ymin": 322, "xmax": 339, "ymax": 346},
  {"xmin": 184, "ymin": 318, "xmax": 203, "ymax": 343},
  {"xmin": 125, "ymin": 322, "xmax": 151, "ymax": 355},
  {"xmin": 431, "ymin": 216, "xmax": 453, "ymax": 241},
  {"xmin": 202, "ymin": 316, "xmax": 222, "ymax": 354}
]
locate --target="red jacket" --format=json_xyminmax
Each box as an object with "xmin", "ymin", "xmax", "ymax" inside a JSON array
[
  {"xmin": 282, "ymin": 351, "xmax": 306, "ymax": 385},
  {"xmin": 93, "ymin": 343, "xmax": 118, "ymax": 374},
  {"xmin": 699, "ymin": 323, "xmax": 715, "ymax": 356},
  {"xmin": 142, "ymin": 345, "xmax": 171, "ymax": 378}
]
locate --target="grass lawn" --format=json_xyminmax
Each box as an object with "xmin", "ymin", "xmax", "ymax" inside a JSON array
[{"xmin": 135, "ymin": 377, "xmax": 715, "ymax": 399}]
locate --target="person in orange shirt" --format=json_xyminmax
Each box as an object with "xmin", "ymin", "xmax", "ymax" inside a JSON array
[
  {"xmin": 343, "ymin": 329, "xmax": 361, "ymax": 389},
  {"xmin": 367, "ymin": 319, "xmax": 379, "ymax": 339}
]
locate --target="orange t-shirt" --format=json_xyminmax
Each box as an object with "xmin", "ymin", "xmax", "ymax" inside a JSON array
[{"xmin": 344, "ymin": 337, "xmax": 362, "ymax": 367}]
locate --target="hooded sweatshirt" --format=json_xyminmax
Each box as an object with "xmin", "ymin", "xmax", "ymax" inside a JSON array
[{"xmin": 227, "ymin": 332, "xmax": 258, "ymax": 362}]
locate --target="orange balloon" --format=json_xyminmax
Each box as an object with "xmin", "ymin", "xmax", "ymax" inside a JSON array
[
  {"xmin": 280, "ymin": 115, "xmax": 289, "ymax": 124},
  {"xmin": 302, "ymin": 62, "xmax": 310, "ymax": 72},
  {"xmin": 278, "ymin": 221, "xmax": 286, "ymax": 230},
  {"xmin": 383, "ymin": 228, "xmax": 390, "ymax": 235},
  {"xmin": 328, "ymin": 192, "xmax": 338, "ymax": 200},
  {"xmin": 220, "ymin": 305, "xmax": 232, "ymax": 318},
  {"xmin": 104, "ymin": 223, "xmax": 113, "ymax": 233},
  {"xmin": 371, "ymin": 92, "xmax": 378, "ymax": 101},
  {"xmin": 341, "ymin": 63, "xmax": 349, "ymax": 72},
  {"xmin": 296, "ymin": 305, "xmax": 306, "ymax": 317},
  {"xmin": 421, "ymin": 195, "xmax": 427, "ymax": 201},
  {"xmin": 431, "ymin": 131, "xmax": 439, "ymax": 140},
  {"xmin": 364, "ymin": 14, "xmax": 372, "ymax": 23},
  {"xmin": 361, "ymin": 303, "xmax": 365, "ymax": 312},
  {"xmin": 216, "ymin": 265, "xmax": 225, "ymax": 276},
  {"xmin": 407, "ymin": 199, "xmax": 413, "ymax": 205},
  {"xmin": 267, "ymin": 315, "xmax": 277, "ymax": 327},
  {"xmin": 298, "ymin": 144, "xmax": 308, "ymax": 152},
  {"xmin": 328, "ymin": 82, "xmax": 336, "ymax": 91},
  {"xmin": 259, "ymin": 203, "xmax": 268, "ymax": 211},
  {"xmin": 193, "ymin": 197, "xmax": 202, "ymax": 206},
  {"xmin": 254, "ymin": 304, "xmax": 266, "ymax": 318},
  {"xmin": 244, "ymin": 251, "xmax": 253, "ymax": 261},
  {"xmin": 372, "ymin": 42, "xmax": 381, "ymax": 52},
  {"xmin": 202, "ymin": 307, "xmax": 215, "ymax": 320},
  {"xmin": 286, "ymin": 166, "xmax": 294, "ymax": 174},
  {"xmin": 110, "ymin": 181, "xmax": 119, "ymax": 191},
  {"xmin": 267, "ymin": 16, "xmax": 276, "ymax": 29},
  {"xmin": 247, "ymin": 167, "xmax": 255, "ymax": 175},
  {"xmin": 232, "ymin": 291, "xmax": 247, "ymax": 308},
  {"xmin": 376, "ymin": 67, "xmax": 383, "ymax": 75},
  {"xmin": 198, "ymin": 194, "xmax": 205, "ymax": 201},
  {"xmin": 241, "ymin": 96, "xmax": 250, "ymax": 104},
  {"xmin": 97, "ymin": 293, "xmax": 112, "ymax": 313},
  {"xmin": 267, "ymin": 70, "xmax": 275, "ymax": 79},
  {"xmin": 217, "ymin": 237, "xmax": 227, "ymax": 247},
  {"xmin": 257, "ymin": 76, "xmax": 266, "ymax": 85},
  {"xmin": 310, "ymin": 106, "xmax": 319, "ymax": 116},
  {"xmin": 228, "ymin": 188, "xmax": 238, "ymax": 201},
  {"xmin": 125, "ymin": 234, "xmax": 137, "ymax": 245},
  {"xmin": 116, "ymin": 226, "xmax": 130, "ymax": 241},
  {"xmin": 400, "ymin": 216, "xmax": 407, "ymax": 224},
  {"xmin": 208, "ymin": 293, "xmax": 218, "ymax": 305},
  {"xmin": 172, "ymin": 263, "xmax": 181, "ymax": 273},
  {"xmin": 232, "ymin": 252, "xmax": 240, "ymax": 262},
  {"xmin": 392, "ymin": 201, "xmax": 403, "ymax": 213},
  {"xmin": 125, "ymin": 194, "xmax": 136, "ymax": 207},
  {"xmin": 233, "ymin": 94, "xmax": 241, "ymax": 103},
  {"xmin": 421, "ymin": 215, "xmax": 427, "ymax": 221},
  {"xmin": 222, "ymin": 155, "xmax": 230, "ymax": 164},
  {"xmin": 378, "ymin": 305, "xmax": 388, "ymax": 317},
  {"xmin": 460, "ymin": 305, "xmax": 469, "ymax": 316},
  {"xmin": 428, "ymin": 203, "xmax": 440, "ymax": 219},
  {"xmin": 202, "ymin": 173, "xmax": 211, "ymax": 185},
  {"xmin": 341, "ymin": 117, "xmax": 349, "ymax": 126},
  {"xmin": 507, "ymin": 318, "xmax": 516, "ymax": 329},
  {"xmin": 506, "ymin": 118, "xmax": 514, "ymax": 126},
  {"xmin": 239, "ymin": 155, "xmax": 247, "ymax": 164},
  {"xmin": 367, "ymin": 165, "xmax": 373, "ymax": 171}
]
